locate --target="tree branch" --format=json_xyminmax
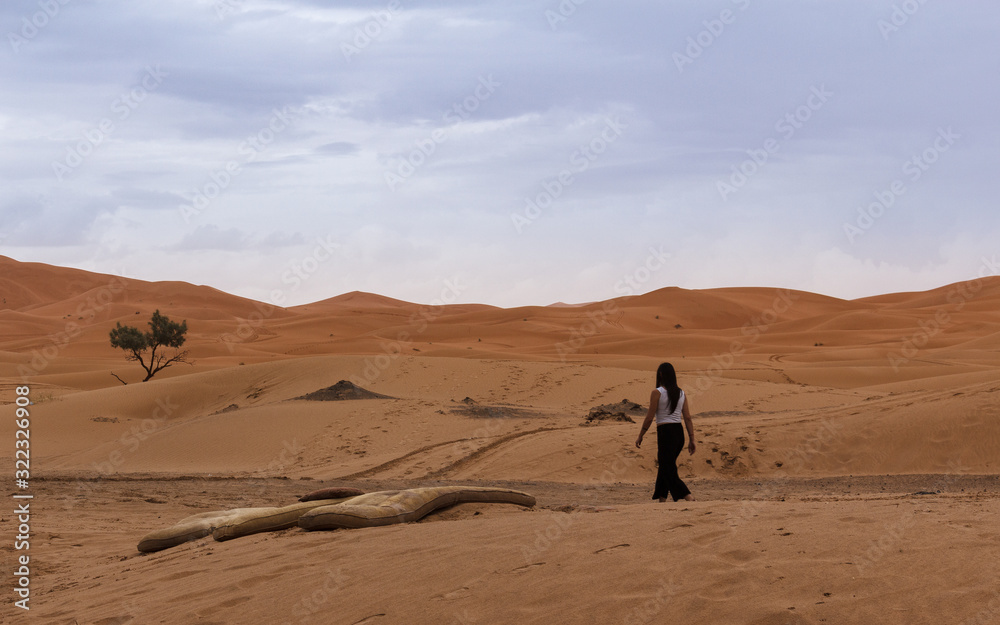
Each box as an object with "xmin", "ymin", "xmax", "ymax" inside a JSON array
[
  {"xmin": 111, "ymin": 311, "xmax": 191, "ymax": 382},
  {"xmin": 110, "ymin": 371, "xmax": 128, "ymax": 385}
]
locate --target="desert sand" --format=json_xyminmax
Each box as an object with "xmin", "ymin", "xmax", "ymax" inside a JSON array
[{"xmin": 1, "ymin": 254, "xmax": 999, "ymax": 624}]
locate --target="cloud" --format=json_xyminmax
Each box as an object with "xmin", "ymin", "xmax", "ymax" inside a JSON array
[
  {"xmin": 167, "ymin": 225, "xmax": 247, "ymax": 251},
  {"xmin": 1, "ymin": 1, "xmax": 998, "ymax": 305},
  {"xmin": 315, "ymin": 141, "xmax": 360, "ymax": 156},
  {"xmin": 166, "ymin": 224, "xmax": 304, "ymax": 251},
  {"xmin": 0, "ymin": 193, "xmax": 109, "ymax": 247}
]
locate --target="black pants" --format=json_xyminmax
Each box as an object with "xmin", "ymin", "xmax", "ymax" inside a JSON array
[{"xmin": 653, "ymin": 423, "xmax": 691, "ymax": 501}]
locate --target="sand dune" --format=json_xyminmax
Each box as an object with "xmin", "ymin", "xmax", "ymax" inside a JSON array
[{"xmin": 1, "ymin": 255, "xmax": 999, "ymax": 623}]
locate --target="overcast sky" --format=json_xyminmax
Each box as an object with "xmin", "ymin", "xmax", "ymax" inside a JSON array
[{"xmin": 2, "ymin": 0, "xmax": 998, "ymax": 307}]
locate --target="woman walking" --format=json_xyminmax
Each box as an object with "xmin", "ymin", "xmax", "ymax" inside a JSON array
[{"xmin": 635, "ymin": 362, "xmax": 696, "ymax": 502}]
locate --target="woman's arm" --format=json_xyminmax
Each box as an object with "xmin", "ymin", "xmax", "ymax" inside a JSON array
[
  {"xmin": 682, "ymin": 397, "xmax": 696, "ymax": 455},
  {"xmin": 635, "ymin": 389, "xmax": 659, "ymax": 449}
]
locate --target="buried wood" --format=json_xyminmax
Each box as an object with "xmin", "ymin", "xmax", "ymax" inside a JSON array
[
  {"xmin": 298, "ymin": 486, "xmax": 537, "ymax": 531},
  {"xmin": 137, "ymin": 498, "xmax": 357, "ymax": 553},
  {"xmin": 137, "ymin": 486, "xmax": 535, "ymax": 552}
]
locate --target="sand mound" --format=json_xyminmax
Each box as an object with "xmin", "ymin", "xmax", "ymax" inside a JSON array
[
  {"xmin": 294, "ymin": 380, "xmax": 394, "ymax": 401},
  {"xmin": 451, "ymin": 397, "xmax": 541, "ymax": 419},
  {"xmin": 584, "ymin": 399, "xmax": 646, "ymax": 424}
]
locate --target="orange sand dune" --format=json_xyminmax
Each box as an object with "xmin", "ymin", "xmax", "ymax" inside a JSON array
[
  {"xmin": 3, "ymin": 255, "xmax": 999, "ymax": 376},
  {"xmin": 1, "ymin": 256, "xmax": 999, "ymax": 623}
]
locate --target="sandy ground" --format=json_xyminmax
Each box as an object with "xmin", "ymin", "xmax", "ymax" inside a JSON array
[
  {"xmin": 17, "ymin": 477, "xmax": 1000, "ymax": 624},
  {"xmin": 1, "ymin": 256, "xmax": 999, "ymax": 624}
]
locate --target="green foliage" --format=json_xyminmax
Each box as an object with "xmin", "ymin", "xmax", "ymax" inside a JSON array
[
  {"xmin": 109, "ymin": 323, "xmax": 147, "ymax": 352},
  {"xmin": 109, "ymin": 310, "xmax": 191, "ymax": 382}
]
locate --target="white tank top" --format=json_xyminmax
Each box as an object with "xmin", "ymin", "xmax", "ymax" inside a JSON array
[{"xmin": 655, "ymin": 387, "xmax": 684, "ymax": 424}]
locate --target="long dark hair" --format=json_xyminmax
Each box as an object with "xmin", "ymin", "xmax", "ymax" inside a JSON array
[{"xmin": 656, "ymin": 362, "xmax": 682, "ymax": 414}]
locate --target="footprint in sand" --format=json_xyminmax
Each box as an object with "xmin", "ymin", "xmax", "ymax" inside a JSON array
[
  {"xmin": 662, "ymin": 523, "xmax": 694, "ymax": 532},
  {"xmin": 196, "ymin": 594, "xmax": 254, "ymax": 618},
  {"xmin": 434, "ymin": 586, "xmax": 472, "ymax": 601},
  {"xmin": 217, "ymin": 595, "xmax": 253, "ymax": 608},
  {"xmin": 232, "ymin": 571, "xmax": 284, "ymax": 587},
  {"xmin": 593, "ymin": 543, "xmax": 630, "ymax": 554},
  {"xmin": 511, "ymin": 562, "xmax": 545, "ymax": 573},
  {"xmin": 694, "ymin": 570, "xmax": 749, "ymax": 600},
  {"xmin": 718, "ymin": 548, "xmax": 760, "ymax": 563},
  {"xmin": 748, "ymin": 611, "xmax": 812, "ymax": 625},
  {"xmin": 225, "ymin": 562, "xmax": 258, "ymax": 571},
  {"xmin": 156, "ymin": 569, "xmax": 207, "ymax": 582},
  {"xmin": 690, "ymin": 529, "xmax": 731, "ymax": 546}
]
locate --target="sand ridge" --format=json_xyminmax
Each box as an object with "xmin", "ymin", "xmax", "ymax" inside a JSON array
[{"xmin": 1, "ymin": 256, "xmax": 999, "ymax": 623}]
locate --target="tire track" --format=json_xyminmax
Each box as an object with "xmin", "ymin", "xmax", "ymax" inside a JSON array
[
  {"xmin": 333, "ymin": 425, "xmax": 574, "ymax": 480},
  {"xmin": 332, "ymin": 438, "xmax": 474, "ymax": 480},
  {"xmin": 766, "ymin": 354, "xmax": 799, "ymax": 385},
  {"xmin": 608, "ymin": 310, "xmax": 625, "ymax": 330},
  {"xmin": 422, "ymin": 425, "xmax": 575, "ymax": 480}
]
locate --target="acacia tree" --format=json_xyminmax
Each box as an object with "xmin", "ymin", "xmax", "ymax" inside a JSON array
[{"xmin": 109, "ymin": 310, "xmax": 191, "ymax": 382}]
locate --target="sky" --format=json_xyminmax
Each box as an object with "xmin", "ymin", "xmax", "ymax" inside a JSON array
[{"xmin": 1, "ymin": 0, "xmax": 998, "ymax": 308}]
